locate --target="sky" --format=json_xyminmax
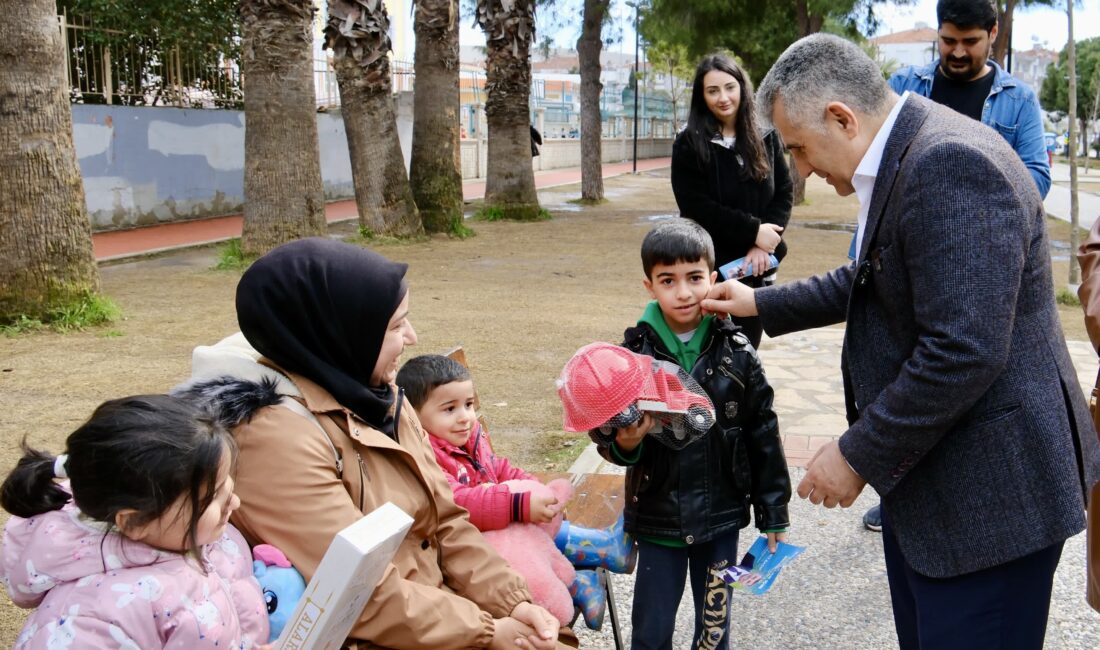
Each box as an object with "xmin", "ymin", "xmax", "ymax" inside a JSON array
[{"xmin": 454, "ymin": 0, "xmax": 1100, "ymax": 57}]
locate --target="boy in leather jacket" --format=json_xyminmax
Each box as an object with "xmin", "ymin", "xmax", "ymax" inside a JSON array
[{"xmin": 596, "ymin": 218, "xmax": 791, "ymax": 650}]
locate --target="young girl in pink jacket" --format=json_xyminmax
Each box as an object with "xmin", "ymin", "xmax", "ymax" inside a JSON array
[{"xmin": 0, "ymin": 395, "xmax": 269, "ymax": 650}]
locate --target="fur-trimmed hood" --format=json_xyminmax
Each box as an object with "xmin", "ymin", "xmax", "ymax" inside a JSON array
[{"xmin": 171, "ymin": 333, "xmax": 292, "ymax": 429}]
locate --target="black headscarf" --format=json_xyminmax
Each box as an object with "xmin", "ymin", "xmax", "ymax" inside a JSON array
[{"xmin": 236, "ymin": 238, "xmax": 408, "ymax": 429}]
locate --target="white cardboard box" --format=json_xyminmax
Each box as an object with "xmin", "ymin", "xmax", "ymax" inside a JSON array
[{"xmin": 275, "ymin": 502, "xmax": 414, "ymax": 650}]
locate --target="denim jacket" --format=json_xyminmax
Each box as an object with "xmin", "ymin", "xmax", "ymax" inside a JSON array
[{"xmin": 889, "ymin": 59, "xmax": 1050, "ymax": 198}]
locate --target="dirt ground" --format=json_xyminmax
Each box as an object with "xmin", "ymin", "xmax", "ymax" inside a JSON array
[{"xmin": 0, "ymin": 169, "xmax": 1090, "ymax": 643}]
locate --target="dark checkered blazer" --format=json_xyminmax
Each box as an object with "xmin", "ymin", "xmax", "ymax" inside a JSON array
[{"xmin": 757, "ymin": 93, "xmax": 1100, "ymax": 578}]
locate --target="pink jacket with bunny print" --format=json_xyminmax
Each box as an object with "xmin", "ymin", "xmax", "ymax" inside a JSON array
[
  {"xmin": 1, "ymin": 496, "xmax": 269, "ymax": 650},
  {"xmin": 429, "ymin": 422, "xmax": 537, "ymax": 531}
]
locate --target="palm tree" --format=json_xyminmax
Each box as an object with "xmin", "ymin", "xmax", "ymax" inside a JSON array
[
  {"xmin": 239, "ymin": 0, "xmax": 327, "ymax": 256},
  {"xmin": 1, "ymin": 0, "xmax": 100, "ymax": 321},
  {"xmin": 577, "ymin": 0, "xmax": 611, "ymax": 202},
  {"xmin": 409, "ymin": 0, "xmax": 463, "ymax": 233},
  {"xmin": 326, "ymin": 0, "xmax": 422, "ymax": 236},
  {"xmin": 476, "ymin": 0, "xmax": 542, "ymax": 220}
]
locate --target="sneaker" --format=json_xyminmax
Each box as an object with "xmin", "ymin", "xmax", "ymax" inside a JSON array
[{"xmin": 862, "ymin": 503, "xmax": 882, "ymax": 532}]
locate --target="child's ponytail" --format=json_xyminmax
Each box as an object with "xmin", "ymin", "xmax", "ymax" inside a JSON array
[{"xmin": 0, "ymin": 441, "xmax": 71, "ymax": 519}]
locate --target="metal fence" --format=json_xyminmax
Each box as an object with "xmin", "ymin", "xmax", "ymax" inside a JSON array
[
  {"xmin": 59, "ymin": 12, "xmax": 242, "ymax": 109},
  {"xmin": 58, "ymin": 9, "xmax": 685, "ymax": 135}
]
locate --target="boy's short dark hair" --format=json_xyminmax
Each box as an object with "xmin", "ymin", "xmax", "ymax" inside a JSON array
[
  {"xmin": 396, "ymin": 354, "xmax": 472, "ymax": 410},
  {"xmin": 937, "ymin": 0, "xmax": 997, "ymax": 32},
  {"xmin": 641, "ymin": 218, "xmax": 716, "ymax": 278}
]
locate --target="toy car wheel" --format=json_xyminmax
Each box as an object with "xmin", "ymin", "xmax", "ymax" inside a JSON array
[{"xmin": 686, "ymin": 404, "xmax": 715, "ymax": 432}]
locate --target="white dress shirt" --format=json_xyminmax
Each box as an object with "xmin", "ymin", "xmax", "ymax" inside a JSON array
[{"xmin": 852, "ymin": 91, "xmax": 910, "ymax": 258}]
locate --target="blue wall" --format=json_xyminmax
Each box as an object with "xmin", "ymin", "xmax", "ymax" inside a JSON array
[{"xmin": 72, "ymin": 105, "xmax": 356, "ymax": 230}]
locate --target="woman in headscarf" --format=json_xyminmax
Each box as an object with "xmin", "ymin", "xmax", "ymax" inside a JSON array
[{"xmin": 178, "ymin": 238, "xmax": 562, "ymax": 650}]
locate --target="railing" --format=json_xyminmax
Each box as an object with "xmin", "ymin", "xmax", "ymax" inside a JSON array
[
  {"xmin": 59, "ymin": 12, "xmax": 242, "ymax": 109},
  {"xmin": 314, "ymin": 57, "xmax": 417, "ymax": 109}
]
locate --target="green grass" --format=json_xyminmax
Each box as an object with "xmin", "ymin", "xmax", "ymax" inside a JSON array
[
  {"xmin": 1056, "ymin": 287, "xmax": 1082, "ymax": 307},
  {"xmin": 474, "ymin": 205, "xmax": 552, "ymax": 222},
  {"xmin": 1, "ymin": 292, "xmax": 121, "ymax": 336},
  {"xmin": 449, "ymin": 220, "xmax": 476, "ymax": 239},
  {"xmin": 474, "ymin": 206, "xmax": 507, "ymax": 221},
  {"xmin": 351, "ymin": 226, "xmax": 430, "ymax": 246},
  {"xmin": 567, "ymin": 197, "xmax": 609, "ymax": 206},
  {"xmin": 213, "ymin": 238, "xmax": 254, "ymax": 271}
]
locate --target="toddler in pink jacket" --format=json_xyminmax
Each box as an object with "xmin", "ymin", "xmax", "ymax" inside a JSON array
[
  {"xmin": 397, "ymin": 355, "xmax": 639, "ymax": 629},
  {"xmin": 1, "ymin": 395, "xmax": 269, "ymax": 649}
]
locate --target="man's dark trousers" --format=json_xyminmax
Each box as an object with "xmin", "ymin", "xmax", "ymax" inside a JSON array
[{"xmin": 882, "ymin": 509, "xmax": 1063, "ymax": 649}]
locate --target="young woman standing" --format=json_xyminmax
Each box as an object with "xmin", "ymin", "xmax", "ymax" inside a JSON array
[{"xmin": 671, "ymin": 53, "xmax": 793, "ymax": 348}]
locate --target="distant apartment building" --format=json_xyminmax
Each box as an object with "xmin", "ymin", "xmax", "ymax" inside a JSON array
[{"xmin": 1011, "ymin": 45, "xmax": 1058, "ymax": 93}]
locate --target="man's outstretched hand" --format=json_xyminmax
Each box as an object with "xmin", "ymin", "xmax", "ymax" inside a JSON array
[{"xmin": 701, "ymin": 279, "xmax": 758, "ymax": 318}]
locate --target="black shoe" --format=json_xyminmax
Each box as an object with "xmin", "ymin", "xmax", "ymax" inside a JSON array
[{"xmin": 863, "ymin": 504, "xmax": 882, "ymax": 532}]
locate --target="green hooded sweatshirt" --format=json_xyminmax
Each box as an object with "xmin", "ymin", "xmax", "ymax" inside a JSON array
[{"xmin": 637, "ymin": 300, "xmax": 714, "ymax": 372}]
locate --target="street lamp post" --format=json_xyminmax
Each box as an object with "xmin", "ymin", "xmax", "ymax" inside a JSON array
[{"xmin": 632, "ymin": 3, "xmax": 639, "ymax": 174}]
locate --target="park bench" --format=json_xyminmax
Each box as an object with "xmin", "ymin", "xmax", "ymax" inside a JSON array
[{"xmin": 443, "ymin": 346, "xmax": 628, "ymax": 650}]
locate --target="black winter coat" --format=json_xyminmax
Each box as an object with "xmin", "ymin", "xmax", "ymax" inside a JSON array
[
  {"xmin": 596, "ymin": 318, "xmax": 791, "ymax": 544},
  {"xmin": 671, "ymin": 129, "xmax": 793, "ymax": 277}
]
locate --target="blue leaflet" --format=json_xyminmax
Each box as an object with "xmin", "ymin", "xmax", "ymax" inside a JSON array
[
  {"xmin": 718, "ymin": 254, "xmax": 780, "ymax": 281},
  {"xmin": 718, "ymin": 535, "xmax": 805, "ymax": 595}
]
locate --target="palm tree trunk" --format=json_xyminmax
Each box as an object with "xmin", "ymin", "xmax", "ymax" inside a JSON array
[
  {"xmin": 577, "ymin": 0, "xmax": 609, "ymax": 202},
  {"xmin": 240, "ymin": 0, "xmax": 327, "ymax": 256},
  {"xmin": 0, "ymin": 0, "xmax": 100, "ymax": 321},
  {"xmin": 410, "ymin": 0, "xmax": 464, "ymax": 233},
  {"xmin": 992, "ymin": 0, "xmax": 1017, "ymax": 67},
  {"xmin": 327, "ymin": 0, "xmax": 421, "ymax": 236},
  {"xmin": 478, "ymin": 0, "xmax": 541, "ymax": 220}
]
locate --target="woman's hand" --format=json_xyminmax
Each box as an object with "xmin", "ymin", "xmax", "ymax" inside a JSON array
[
  {"xmin": 766, "ymin": 530, "xmax": 788, "ymax": 553},
  {"xmin": 744, "ymin": 246, "xmax": 773, "ymax": 277},
  {"xmin": 754, "ymin": 223, "xmax": 784, "ymax": 254},
  {"xmin": 614, "ymin": 413, "xmax": 655, "ymax": 453},
  {"xmin": 528, "ymin": 491, "xmax": 560, "ymax": 524},
  {"xmin": 489, "ymin": 616, "xmax": 536, "ymax": 650},
  {"xmin": 508, "ymin": 602, "xmax": 559, "ymax": 649}
]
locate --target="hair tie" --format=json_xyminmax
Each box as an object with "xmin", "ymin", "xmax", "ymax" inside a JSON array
[{"xmin": 53, "ymin": 454, "xmax": 69, "ymax": 479}]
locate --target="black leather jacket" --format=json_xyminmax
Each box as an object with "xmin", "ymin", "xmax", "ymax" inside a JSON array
[{"xmin": 597, "ymin": 318, "xmax": 791, "ymax": 544}]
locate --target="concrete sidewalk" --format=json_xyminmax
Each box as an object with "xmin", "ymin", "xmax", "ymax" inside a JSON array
[
  {"xmin": 1045, "ymin": 161, "xmax": 1100, "ymax": 230},
  {"xmin": 91, "ymin": 158, "xmax": 672, "ymax": 261},
  {"xmin": 569, "ymin": 326, "xmax": 1100, "ymax": 649}
]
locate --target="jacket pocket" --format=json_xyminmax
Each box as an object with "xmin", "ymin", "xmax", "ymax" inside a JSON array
[
  {"xmin": 992, "ymin": 121, "xmax": 1018, "ymax": 141},
  {"xmin": 726, "ymin": 428, "xmax": 751, "ymax": 493}
]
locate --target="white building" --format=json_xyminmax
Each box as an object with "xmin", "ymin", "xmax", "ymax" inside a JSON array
[{"xmin": 870, "ymin": 24, "xmax": 938, "ymax": 71}]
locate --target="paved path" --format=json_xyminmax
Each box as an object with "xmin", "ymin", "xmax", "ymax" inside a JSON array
[
  {"xmin": 1045, "ymin": 161, "xmax": 1100, "ymax": 229},
  {"xmin": 90, "ymin": 158, "xmax": 672, "ymax": 261},
  {"xmin": 569, "ymin": 326, "xmax": 1100, "ymax": 648}
]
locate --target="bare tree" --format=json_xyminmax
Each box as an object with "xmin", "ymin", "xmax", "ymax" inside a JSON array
[
  {"xmin": 410, "ymin": 0, "xmax": 464, "ymax": 233},
  {"xmin": 476, "ymin": 0, "xmax": 542, "ymax": 220},
  {"xmin": 1, "ymin": 0, "xmax": 100, "ymax": 321},
  {"xmin": 240, "ymin": 0, "xmax": 327, "ymax": 256},
  {"xmin": 577, "ymin": 0, "xmax": 611, "ymax": 202},
  {"xmin": 1067, "ymin": 0, "xmax": 1079, "ymax": 284},
  {"xmin": 327, "ymin": 0, "xmax": 422, "ymax": 236}
]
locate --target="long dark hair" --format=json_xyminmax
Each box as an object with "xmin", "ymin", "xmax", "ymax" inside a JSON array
[
  {"xmin": 0, "ymin": 395, "xmax": 234, "ymax": 560},
  {"xmin": 685, "ymin": 53, "xmax": 770, "ymax": 182}
]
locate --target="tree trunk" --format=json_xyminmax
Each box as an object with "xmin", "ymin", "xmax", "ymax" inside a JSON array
[
  {"xmin": 0, "ymin": 0, "xmax": 100, "ymax": 321},
  {"xmin": 240, "ymin": 0, "xmax": 327, "ymax": 256},
  {"xmin": 410, "ymin": 0, "xmax": 464, "ymax": 233},
  {"xmin": 1067, "ymin": 0, "xmax": 1079, "ymax": 284},
  {"xmin": 327, "ymin": 0, "xmax": 421, "ymax": 236},
  {"xmin": 332, "ymin": 57, "xmax": 422, "ymax": 236},
  {"xmin": 992, "ymin": 0, "xmax": 1017, "ymax": 68},
  {"xmin": 577, "ymin": 0, "xmax": 609, "ymax": 202},
  {"xmin": 794, "ymin": 0, "xmax": 824, "ymax": 37},
  {"xmin": 478, "ymin": 0, "xmax": 541, "ymax": 220}
]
